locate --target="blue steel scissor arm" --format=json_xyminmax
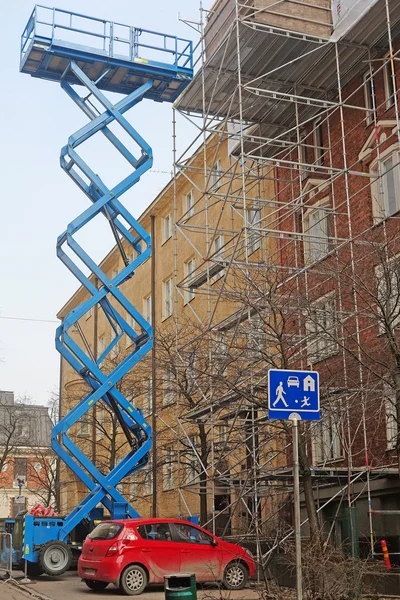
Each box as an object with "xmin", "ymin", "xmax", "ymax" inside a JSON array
[{"xmin": 18, "ymin": 6, "xmax": 193, "ymax": 576}]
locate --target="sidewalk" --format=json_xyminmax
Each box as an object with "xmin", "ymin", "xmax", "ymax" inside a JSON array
[{"xmin": 0, "ymin": 571, "xmax": 266, "ymax": 600}]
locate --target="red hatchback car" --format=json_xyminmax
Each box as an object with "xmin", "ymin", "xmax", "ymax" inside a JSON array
[{"xmin": 78, "ymin": 518, "xmax": 256, "ymax": 595}]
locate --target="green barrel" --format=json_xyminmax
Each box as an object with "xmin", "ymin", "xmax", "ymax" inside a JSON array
[{"xmin": 165, "ymin": 573, "xmax": 197, "ymax": 600}]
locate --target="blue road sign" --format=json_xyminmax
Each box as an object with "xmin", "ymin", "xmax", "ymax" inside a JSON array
[{"xmin": 268, "ymin": 369, "xmax": 320, "ymax": 421}]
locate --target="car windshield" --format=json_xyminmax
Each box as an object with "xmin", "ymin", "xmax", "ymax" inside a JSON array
[{"xmin": 87, "ymin": 523, "xmax": 123, "ymax": 541}]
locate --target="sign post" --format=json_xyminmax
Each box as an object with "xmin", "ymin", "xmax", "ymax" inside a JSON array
[
  {"xmin": 268, "ymin": 369, "xmax": 321, "ymax": 600},
  {"xmin": 291, "ymin": 415, "xmax": 302, "ymax": 600}
]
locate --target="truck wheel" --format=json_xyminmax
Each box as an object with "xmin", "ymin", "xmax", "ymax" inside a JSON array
[
  {"xmin": 39, "ymin": 540, "xmax": 72, "ymax": 576},
  {"xmin": 119, "ymin": 564, "xmax": 148, "ymax": 595},
  {"xmin": 84, "ymin": 579, "xmax": 109, "ymax": 591}
]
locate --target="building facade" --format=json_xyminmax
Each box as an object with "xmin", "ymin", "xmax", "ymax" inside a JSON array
[
  {"xmin": 0, "ymin": 391, "xmax": 54, "ymax": 518},
  {"xmin": 58, "ymin": 0, "xmax": 400, "ymax": 554}
]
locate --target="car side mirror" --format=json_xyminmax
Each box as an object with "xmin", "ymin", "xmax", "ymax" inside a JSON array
[{"xmin": 210, "ymin": 539, "xmax": 218, "ymax": 546}]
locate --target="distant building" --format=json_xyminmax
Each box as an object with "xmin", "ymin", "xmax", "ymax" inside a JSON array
[{"xmin": 0, "ymin": 391, "xmax": 54, "ymax": 518}]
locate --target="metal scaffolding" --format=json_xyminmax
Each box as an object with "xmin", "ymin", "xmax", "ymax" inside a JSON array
[{"xmin": 167, "ymin": 0, "xmax": 400, "ymax": 562}]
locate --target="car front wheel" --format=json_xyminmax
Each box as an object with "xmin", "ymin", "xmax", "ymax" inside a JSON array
[
  {"xmin": 84, "ymin": 579, "xmax": 109, "ymax": 591},
  {"xmin": 119, "ymin": 564, "xmax": 148, "ymax": 596},
  {"xmin": 222, "ymin": 562, "xmax": 248, "ymax": 590}
]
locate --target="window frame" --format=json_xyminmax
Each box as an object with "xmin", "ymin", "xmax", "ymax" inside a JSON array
[
  {"xmin": 143, "ymin": 376, "xmax": 152, "ymax": 416},
  {"xmin": 370, "ymin": 147, "xmax": 400, "ymax": 222},
  {"xmin": 142, "ymin": 455, "xmax": 153, "ymax": 496},
  {"xmin": 184, "ymin": 257, "xmax": 196, "ymax": 304},
  {"xmin": 375, "ymin": 253, "xmax": 400, "ymax": 333},
  {"xmin": 163, "ymin": 366, "xmax": 175, "ymax": 406},
  {"xmin": 163, "ymin": 278, "xmax": 173, "ymax": 320},
  {"xmin": 185, "ymin": 189, "xmax": 194, "ymax": 218},
  {"xmin": 143, "ymin": 294, "xmax": 152, "ymax": 324},
  {"xmin": 163, "ymin": 213, "xmax": 172, "ymax": 243},
  {"xmin": 211, "ymin": 159, "xmax": 223, "ymax": 192},
  {"xmin": 303, "ymin": 198, "xmax": 332, "ymax": 264},
  {"xmin": 313, "ymin": 118, "xmax": 324, "ymax": 166},
  {"xmin": 163, "ymin": 447, "xmax": 174, "ymax": 491},
  {"xmin": 246, "ymin": 205, "xmax": 262, "ymax": 255},
  {"xmin": 384, "ymin": 53, "xmax": 396, "ymax": 111},
  {"xmin": 312, "ymin": 402, "xmax": 343, "ymax": 465},
  {"xmin": 306, "ymin": 292, "xmax": 337, "ymax": 364},
  {"xmin": 363, "ymin": 71, "xmax": 376, "ymax": 126}
]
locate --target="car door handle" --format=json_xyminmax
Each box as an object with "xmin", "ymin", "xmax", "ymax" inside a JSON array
[
  {"xmin": 142, "ymin": 549, "xmax": 152, "ymax": 553},
  {"xmin": 181, "ymin": 550, "xmax": 190, "ymax": 554}
]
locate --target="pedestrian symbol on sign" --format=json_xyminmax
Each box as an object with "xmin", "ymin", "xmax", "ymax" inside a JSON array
[{"xmin": 273, "ymin": 381, "xmax": 288, "ymax": 407}]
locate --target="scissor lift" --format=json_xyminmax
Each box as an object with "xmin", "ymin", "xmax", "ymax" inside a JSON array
[{"xmin": 17, "ymin": 5, "xmax": 193, "ymax": 576}]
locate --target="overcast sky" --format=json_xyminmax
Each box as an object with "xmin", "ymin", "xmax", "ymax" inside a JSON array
[{"xmin": 0, "ymin": 1, "xmax": 211, "ymax": 405}]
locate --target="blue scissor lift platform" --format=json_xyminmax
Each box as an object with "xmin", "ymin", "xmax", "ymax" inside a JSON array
[
  {"xmin": 21, "ymin": 5, "xmax": 192, "ymax": 100},
  {"xmin": 14, "ymin": 5, "xmax": 193, "ymax": 577}
]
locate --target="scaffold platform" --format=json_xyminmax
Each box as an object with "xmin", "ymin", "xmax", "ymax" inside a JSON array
[{"xmin": 20, "ymin": 5, "xmax": 193, "ymax": 101}]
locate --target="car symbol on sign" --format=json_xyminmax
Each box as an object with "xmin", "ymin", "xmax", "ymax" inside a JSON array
[{"xmin": 287, "ymin": 376, "xmax": 300, "ymax": 388}]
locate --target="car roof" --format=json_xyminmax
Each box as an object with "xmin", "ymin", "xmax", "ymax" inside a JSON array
[{"xmin": 98, "ymin": 518, "xmax": 202, "ymax": 526}]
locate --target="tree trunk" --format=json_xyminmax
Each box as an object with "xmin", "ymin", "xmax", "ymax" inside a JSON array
[{"xmin": 298, "ymin": 425, "xmax": 320, "ymax": 542}]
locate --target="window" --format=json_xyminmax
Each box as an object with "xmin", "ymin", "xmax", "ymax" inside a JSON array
[
  {"xmin": 163, "ymin": 447, "xmax": 174, "ymax": 490},
  {"xmin": 303, "ymin": 201, "xmax": 331, "ymax": 263},
  {"xmin": 306, "ymin": 294, "xmax": 337, "ymax": 363},
  {"xmin": 16, "ymin": 420, "xmax": 30, "ymax": 441},
  {"xmin": 126, "ymin": 313, "xmax": 136, "ymax": 347},
  {"xmin": 111, "ymin": 339, "xmax": 120, "ymax": 359},
  {"xmin": 384, "ymin": 385, "xmax": 398, "ymax": 450},
  {"xmin": 163, "ymin": 278, "xmax": 173, "ymax": 320},
  {"xmin": 211, "ymin": 159, "xmax": 223, "ymax": 191},
  {"xmin": 98, "ymin": 334, "xmax": 106, "ymax": 356},
  {"xmin": 312, "ymin": 406, "xmax": 343, "ymax": 464},
  {"xmin": 214, "ymin": 331, "xmax": 227, "ymax": 374},
  {"xmin": 212, "ymin": 234, "xmax": 226, "ymax": 282},
  {"xmin": 248, "ymin": 313, "xmax": 265, "ymax": 357},
  {"xmin": 313, "ymin": 118, "xmax": 324, "ymax": 166},
  {"xmin": 78, "ymin": 416, "xmax": 91, "ymax": 437},
  {"xmin": 143, "ymin": 294, "xmax": 152, "ymax": 324},
  {"xmin": 246, "ymin": 206, "xmax": 261, "ymax": 254},
  {"xmin": 163, "ymin": 213, "xmax": 172, "ymax": 242},
  {"xmin": 174, "ymin": 523, "xmax": 213, "ymax": 544},
  {"xmin": 33, "ymin": 462, "xmax": 42, "ymax": 473},
  {"xmin": 143, "ymin": 377, "xmax": 152, "ymax": 416},
  {"xmin": 163, "ymin": 367, "xmax": 175, "ymax": 406},
  {"xmin": 216, "ymin": 423, "xmax": 228, "ymax": 444},
  {"xmin": 384, "ymin": 54, "xmax": 396, "ymax": 110},
  {"xmin": 85, "ymin": 306, "xmax": 93, "ymax": 320},
  {"xmin": 130, "ymin": 474, "xmax": 138, "ymax": 498},
  {"xmin": 185, "ymin": 257, "xmax": 196, "ymax": 303},
  {"xmin": 112, "ymin": 266, "xmax": 119, "ymax": 279},
  {"xmin": 298, "ymin": 139, "xmax": 308, "ymax": 181},
  {"xmin": 185, "ymin": 190, "xmax": 194, "ymax": 218},
  {"xmin": 371, "ymin": 151, "xmax": 400, "ymax": 220},
  {"xmin": 13, "ymin": 458, "xmax": 27, "ymax": 486},
  {"xmin": 375, "ymin": 256, "xmax": 400, "ymax": 332},
  {"xmin": 215, "ymin": 234, "xmax": 224, "ymax": 257},
  {"xmin": 96, "ymin": 406, "xmax": 105, "ymax": 440},
  {"xmin": 138, "ymin": 522, "xmax": 172, "ymax": 541},
  {"xmin": 363, "ymin": 71, "xmax": 376, "ymax": 126},
  {"xmin": 143, "ymin": 456, "xmax": 153, "ymax": 496},
  {"xmin": 186, "ymin": 352, "xmax": 196, "ymax": 393},
  {"xmin": 88, "ymin": 522, "xmax": 123, "ymax": 541}
]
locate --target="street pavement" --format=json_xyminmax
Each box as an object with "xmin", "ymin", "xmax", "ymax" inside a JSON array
[{"xmin": 1, "ymin": 571, "xmax": 263, "ymax": 600}]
